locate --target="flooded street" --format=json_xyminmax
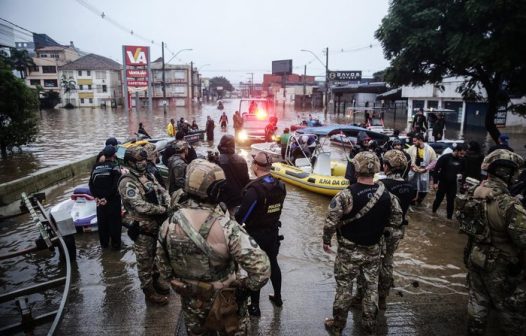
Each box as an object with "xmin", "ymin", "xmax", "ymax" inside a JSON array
[{"xmin": 0, "ymin": 101, "xmax": 513, "ymax": 335}]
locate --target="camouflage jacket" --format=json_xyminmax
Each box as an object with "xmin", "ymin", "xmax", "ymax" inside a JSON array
[
  {"xmin": 167, "ymin": 155, "xmax": 187, "ymax": 194},
  {"xmin": 323, "ymin": 186, "xmax": 403, "ymax": 246},
  {"xmin": 118, "ymin": 171, "xmax": 170, "ymax": 231},
  {"xmin": 473, "ymin": 178, "xmax": 526, "ymax": 258},
  {"xmin": 157, "ymin": 200, "xmax": 270, "ymax": 291}
]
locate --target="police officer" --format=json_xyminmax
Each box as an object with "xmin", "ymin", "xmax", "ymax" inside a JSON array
[
  {"xmin": 323, "ymin": 151, "xmax": 402, "ymax": 335},
  {"xmin": 89, "ymin": 145, "xmax": 122, "ymax": 249},
  {"xmin": 167, "ymin": 140, "xmax": 188, "ymax": 195},
  {"xmin": 235, "ymin": 152, "xmax": 286, "ymax": 317},
  {"xmin": 217, "ymin": 135, "xmax": 250, "ymax": 214},
  {"xmin": 118, "ymin": 147, "xmax": 171, "ymax": 305},
  {"xmin": 459, "ymin": 149, "xmax": 526, "ymax": 335},
  {"xmin": 156, "ymin": 159, "xmax": 270, "ymax": 335}
]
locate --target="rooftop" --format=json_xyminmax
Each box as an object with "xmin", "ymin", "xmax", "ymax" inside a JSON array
[{"xmin": 60, "ymin": 53, "xmax": 121, "ymax": 71}]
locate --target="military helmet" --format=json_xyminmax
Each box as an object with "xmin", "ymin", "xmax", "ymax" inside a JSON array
[
  {"xmin": 383, "ymin": 149, "xmax": 407, "ymax": 170},
  {"xmin": 142, "ymin": 143, "xmax": 157, "ymax": 161},
  {"xmin": 124, "ymin": 146, "xmax": 147, "ymax": 164},
  {"xmin": 352, "ymin": 151, "xmax": 380, "ymax": 175},
  {"xmin": 185, "ymin": 159, "xmax": 225, "ymax": 199},
  {"xmin": 481, "ymin": 149, "xmax": 524, "ymax": 172},
  {"xmin": 173, "ymin": 140, "xmax": 188, "ymax": 154}
]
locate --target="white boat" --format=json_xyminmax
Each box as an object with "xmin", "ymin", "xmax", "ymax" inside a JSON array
[
  {"xmin": 49, "ymin": 185, "xmax": 98, "ymax": 232},
  {"xmin": 250, "ymin": 142, "xmax": 282, "ymax": 162}
]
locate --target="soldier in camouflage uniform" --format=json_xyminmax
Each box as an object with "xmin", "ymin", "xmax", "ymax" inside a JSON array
[
  {"xmin": 118, "ymin": 147, "xmax": 171, "ymax": 305},
  {"xmin": 167, "ymin": 140, "xmax": 189, "ymax": 195},
  {"xmin": 323, "ymin": 151, "xmax": 403, "ymax": 335},
  {"xmin": 157, "ymin": 159, "xmax": 270, "ymax": 335},
  {"xmin": 459, "ymin": 149, "xmax": 526, "ymax": 335}
]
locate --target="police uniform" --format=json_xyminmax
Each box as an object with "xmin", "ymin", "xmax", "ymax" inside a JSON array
[
  {"xmin": 459, "ymin": 150, "xmax": 526, "ymax": 335},
  {"xmin": 118, "ymin": 147, "xmax": 171, "ymax": 304},
  {"xmin": 235, "ymin": 169, "xmax": 286, "ymax": 314},
  {"xmin": 156, "ymin": 159, "xmax": 270, "ymax": 335},
  {"xmin": 89, "ymin": 145, "xmax": 122, "ymax": 249},
  {"xmin": 323, "ymin": 151, "xmax": 403, "ymax": 334}
]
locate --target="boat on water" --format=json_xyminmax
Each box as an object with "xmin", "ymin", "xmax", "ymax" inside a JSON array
[
  {"xmin": 250, "ymin": 142, "xmax": 282, "ymax": 162},
  {"xmin": 297, "ymin": 124, "xmax": 390, "ymax": 144},
  {"xmin": 270, "ymin": 133, "xmax": 349, "ymax": 196},
  {"xmin": 49, "ymin": 185, "xmax": 98, "ymax": 232}
]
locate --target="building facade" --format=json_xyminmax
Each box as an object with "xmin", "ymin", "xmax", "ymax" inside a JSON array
[
  {"xmin": 25, "ymin": 44, "xmax": 81, "ymax": 93},
  {"xmin": 148, "ymin": 59, "xmax": 200, "ymax": 107},
  {"xmin": 59, "ymin": 54, "xmax": 122, "ymax": 107}
]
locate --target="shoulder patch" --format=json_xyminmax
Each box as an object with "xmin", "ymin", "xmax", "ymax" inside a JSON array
[
  {"xmin": 330, "ymin": 199, "xmax": 337, "ymax": 209},
  {"xmin": 127, "ymin": 189, "xmax": 136, "ymax": 198}
]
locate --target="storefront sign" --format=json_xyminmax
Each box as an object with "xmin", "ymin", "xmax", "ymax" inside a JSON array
[
  {"xmin": 494, "ymin": 107, "xmax": 507, "ymax": 128},
  {"xmin": 126, "ymin": 69, "xmax": 148, "ymax": 78},
  {"xmin": 328, "ymin": 71, "xmax": 362, "ymax": 81},
  {"xmin": 124, "ymin": 46, "xmax": 149, "ymax": 66}
]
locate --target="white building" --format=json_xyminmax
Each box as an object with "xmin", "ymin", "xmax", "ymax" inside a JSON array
[{"xmin": 59, "ymin": 54, "xmax": 122, "ymax": 107}]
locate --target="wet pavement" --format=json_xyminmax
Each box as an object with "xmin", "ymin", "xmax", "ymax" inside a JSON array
[{"xmin": 0, "ymin": 100, "xmax": 515, "ymax": 335}]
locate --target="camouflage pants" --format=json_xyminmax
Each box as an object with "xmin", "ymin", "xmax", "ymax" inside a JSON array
[
  {"xmin": 133, "ymin": 234, "xmax": 157, "ymax": 289},
  {"xmin": 355, "ymin": 237, "xmax": 400, "ymax": 299},
  {"xmin": 331, "ymin": 242, "xmax": 381, "ymax": 329},
  {"xmin": 467, "ymin": 264, "xmax": 525, "ymax": 335},
  {"xmin": 181, "ymin": 295, "xmax": 248, "ymax": 336}
]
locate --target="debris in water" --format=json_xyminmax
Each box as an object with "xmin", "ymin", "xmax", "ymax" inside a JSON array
[{"xmin": 412, "ymin": 281, "xmax": 420, "ymax": 288}]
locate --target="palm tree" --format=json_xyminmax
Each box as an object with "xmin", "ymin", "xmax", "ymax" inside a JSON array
[
  {"xmin": 9, "ymin": 48, "xmax": 35, "ymax": 79},
  {"xmin": 61, "ymin": 75, "xmax": 77, "ymax": 107}
]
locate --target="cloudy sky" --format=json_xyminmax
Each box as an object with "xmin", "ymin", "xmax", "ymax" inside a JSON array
[{"xmin": 1, "ymin": 0, "xmax": 391, "ymax": 83}]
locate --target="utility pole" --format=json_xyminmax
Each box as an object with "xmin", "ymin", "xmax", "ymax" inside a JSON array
[
  {"xmin": 325, "ymin": 47, "xmax": 329, "ymax": 115},
  {"xmin": 190, "ymin": 61, "xmax": 194, "ymax": 104},
  {"xmin": 162, "ymin": 41, "xmax": 166, "ymax": 113},
  {"xmin": 247, "ymin": 72, "xmax": 254, "ymax": 97},
  {"xmin": 303, "ymin": 64, "xmax": 307, "ymax": 109}
]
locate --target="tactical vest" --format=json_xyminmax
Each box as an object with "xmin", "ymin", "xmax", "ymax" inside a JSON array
[
  {"xmin": 381, "ymin": 178, "xmax": 415, "ymax": 219},
  {"xmin": 339, "ymin": 183, "xmax": 391, "ymax": 246},
  {"xmin": 166, "ymin": 207, "xmax": 234, "ymax": 282},
  {"xmin": 90, "ymin": 161, "xmax": 118, "ymax": 197},
  {"xmin": 243, "ymin": 175, "xmax": 286, "ymax": 233},
  {"xmin": 119, "ymin": 172, "xmax": 163, "ymax": 223}
]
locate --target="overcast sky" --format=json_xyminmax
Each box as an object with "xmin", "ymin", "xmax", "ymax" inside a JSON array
[{"xmin": 1, "ymin": 0, "xmax": 391, "ymax": 84}]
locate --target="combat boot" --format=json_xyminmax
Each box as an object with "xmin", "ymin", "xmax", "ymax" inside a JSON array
[
  {"xmin": 324, "ymin": 318, "xmax": 344, "ymax": 336},
  {"xmin": 143, "ymin": 285, "xmax": 169, "ymax": 305},
  {"xmin": 153, "ymin": 277, "xmax": 171, "ymax": 295}
]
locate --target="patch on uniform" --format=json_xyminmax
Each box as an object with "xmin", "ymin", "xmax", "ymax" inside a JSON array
[
  {"xmin": 330, "ymin": 199, "xmax": 337, "ymax": 209},
  {"xmin": 127, "ymin": 189, "xmax": 136, "ymax": 198},
  {"xmin": 248, "ymin": 236, "xmax": 258, "ymax": 248}
]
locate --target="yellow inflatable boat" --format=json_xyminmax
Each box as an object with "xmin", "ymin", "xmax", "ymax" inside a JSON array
[{"xmin": 271, "ymin": 154, "xmax": 349, "ymax": 196}]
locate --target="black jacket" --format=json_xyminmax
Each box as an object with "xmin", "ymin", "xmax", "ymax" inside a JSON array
[{"xmin": 218, "ymin": 153, "xmax": 250, "ymax": 208}]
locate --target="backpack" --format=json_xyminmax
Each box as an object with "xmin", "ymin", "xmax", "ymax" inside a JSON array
[{"xmin": 455, "ymin": 190, "xmax": 492, "ymax": 243}]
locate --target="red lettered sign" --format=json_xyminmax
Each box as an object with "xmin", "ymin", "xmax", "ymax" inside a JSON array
[
  {"xmin": 127, "ymin": 69, "xmax": 148, "ymax": 78},
  {"xmin": 124, "ymin": 46, "xmax": 148, "ymax": 66},
  {"xmin": 127, "ymin": 80, "xmax": 148, "ymax": 87}
]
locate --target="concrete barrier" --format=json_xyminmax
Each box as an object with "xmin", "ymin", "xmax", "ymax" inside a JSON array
[{"xmin": 0, "ymin": 155, "xmax": 96, "ymax": 206}]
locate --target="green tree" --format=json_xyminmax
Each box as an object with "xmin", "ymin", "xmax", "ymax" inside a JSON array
[
  {"xmin": 375, "ymin": 0, "xmax": 526, "ymax": 143},
  {"xmin": 0, "ymin": 60, "xmax": 39, "ymax": 158},
  {"xmin": 61, "ymin": 75, "xmax": 77, "ymax": 107},
  {"xmin": 8, "ymin": 48, "xmax": 35, "ymax": 79},
  {"xmin": 372, "ymin": 70, "xmax": 386, "ymax": 82},
  {"xmin": 209, "ymin": 76, "xmax": 234, "ymax": 92}
]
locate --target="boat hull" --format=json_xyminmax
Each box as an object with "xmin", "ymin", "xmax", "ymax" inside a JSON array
[{"xmin": 271, "ymin": 162, "xmax": 349, "ymax": 196}]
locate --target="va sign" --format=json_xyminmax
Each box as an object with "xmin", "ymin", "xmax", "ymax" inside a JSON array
[{"xmin": 124, "ymin": 46, "xmax": 149, "ymax": 66}]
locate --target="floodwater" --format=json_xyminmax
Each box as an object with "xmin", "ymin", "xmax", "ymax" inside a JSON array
[{"xmin": 0, "ymin": 100, "xmax": 513, "ymax": 335}]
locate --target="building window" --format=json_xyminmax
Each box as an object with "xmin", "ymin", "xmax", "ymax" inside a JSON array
[
  {"xmin": 174, "ymin": 71, "xmax": 186, "ymax": 80},
  {"xmin": 96, "ymin": 71, "xmax": 105, "ymax": 79},
  {"xmin": 87, "ymin": 70, "xmax": 91, "ymax": 76},
  {"xmin": 88, "ymin": 85, "xmax": 92, "ymax": 90},
  {"xmin": 42, "ymin": 66, "xmax": 57, "ymax": 73},
  {"xmin": 39, "ymin": 54, "xmax": 47, "ymax": 58},
  {"xmin": 174, "ymin": 86, "xmax": 185, "ymax": 94},
  {"xmin": 43, "ymin": 79, "xmax": 58, "ymax": 87},
  {"xmin": 78, "ymin": 70, "xmax": 82, "ymax": 76},
  {"xmin": 102, "ymin": 85, "xmax": 107, "ymax": 93},
  {"xmin": 78, "ymin": 85, "xmax": 83, "ymax": 90},
  {"xmin": 80, "ymin": 98, "xmax": 85, "ymax": 104},
  {"xmin": 28, "ymin": 66, "xmax": 39, "ymax": 73},
  {"xmin": 30, "ymin": 79, "xmax": 41, "ymax": 86},
  {"xmin": 89, "ymin": 98, "xmax": 93, "ymax": 104}
]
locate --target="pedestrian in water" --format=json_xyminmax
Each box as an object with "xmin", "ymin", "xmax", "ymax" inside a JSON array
[
  {"xmin": 233, "ymin": 110, "xmax": 243, "ymax": 137},
  {"xmin": 89, "ymin": 145, "xmax": 122, "ymax": 249},
  {"xmin": 217, "ymin": 135, "xmax": 250, "ymax": 215},
  {"xmin": 432, "ymin": 113, "xmax": 445, "ymax": 141},
  {"xmin": 219, "ymin": 111, "xmax": 228, "ymax": 129},
  {"xmin": 407, "ymin": 133, "xmax": 437, "ymax": 205},
  {"xmin": 277, "ymin": 128, "xmax": 291, "ymax": 160},
  {"xmin": 432, "ymin": 143, "xmax": 466, "ymax": 219},
  {"xmin": 137, "ymin": 122, "xmax": 151, "ymax": 139},
  {"xmin": 456, "ymin": 149, "xmax": 526, "ymax": 335},
  {"xmin": 156, "ymin": 159, "xmax": 270, "ymax": 335},
  {"xmin": 323, "ymin": 151, "xmax": 402, "ymax": 335},
  {"xmin": 206, "ymin": 115, "xmax": 215, "ymax": 141},
  {"xmin": 118, "ymin": 147, "xmax": 171, "ymax": 305},
  {"xmin": 235, "ymin": 152, "xmax": 287, "ymax": 317},
  {"xmin": 166, "ymin": 118, "xmax": 176, "ymax": 137}
]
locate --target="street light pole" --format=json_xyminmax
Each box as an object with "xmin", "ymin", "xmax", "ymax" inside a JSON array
[
  {"xmin": 301, "ymin": 48, "xmax": 330, "ymax": 114},
  {"xmin": 166, "ymin": 48, "xmax": 193, "ymax": 64},
  {"xmin": 162, "ymin": 41, "xmax": 166, "ymax": 113}
]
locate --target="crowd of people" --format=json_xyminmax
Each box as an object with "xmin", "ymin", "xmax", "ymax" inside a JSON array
[{"xmin": 87, "ymin": 113, "xmax": 526, "ymax": 335}]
